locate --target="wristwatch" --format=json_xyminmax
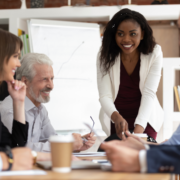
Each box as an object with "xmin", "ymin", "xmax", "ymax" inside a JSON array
[
  {"xmin": 31, "ymin": 151, "xmax": 37, "ymax": 164},
  {"xmin": 4, "ymin": 146, "xmax": 13, "ymax": 171}
]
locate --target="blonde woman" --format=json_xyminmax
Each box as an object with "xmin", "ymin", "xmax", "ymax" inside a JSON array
[{"xmin": 0, "ymin": 29, "xmax": 33, "ymax": 170}]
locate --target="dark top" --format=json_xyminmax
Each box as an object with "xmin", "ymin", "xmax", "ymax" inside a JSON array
[
  {"xmin": 0, "ymin": 73, "xmax": 16, "ymax": 101},
  {"xmin": 0, "ymin": 82, "xmax": 9, "ymax": 101},
  {"xmin": 0, "ymin": 116, "xmax": 28, "ymax": 148},
  {"xmin": 111, "ymin": 59, "xmax": 157, "ymax": 139},
  {"xmin": 0, "ymin": 76, "xmax": 28, "ymax": 150}
]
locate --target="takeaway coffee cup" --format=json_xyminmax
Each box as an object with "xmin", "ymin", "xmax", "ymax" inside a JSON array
[
  {"xmin": 49, "ymin": 135, "xmax": 74, "ymax": 173},
  {"xmin": 133, "ymin": 133, "xmax": 148, "ymax": 141}
]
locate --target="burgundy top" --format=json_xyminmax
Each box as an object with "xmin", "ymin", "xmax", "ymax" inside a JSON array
[{"xmin": 111, "ymin": 59, "xmax": 157, "ymax": 139}]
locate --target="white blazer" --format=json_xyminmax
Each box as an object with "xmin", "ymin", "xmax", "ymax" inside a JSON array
[{"xmin": 97, "ymin": 44, "xmax": 164, "ymax": 136}]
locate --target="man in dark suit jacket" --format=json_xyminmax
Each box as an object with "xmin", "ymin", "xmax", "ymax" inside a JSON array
[
  {"xmin": 101, "ymin": 138, "xmax": 180, "ymax": 173},
  {"xmin": 147, "ymin": 145, "xmax": 179, "ymax": 173}
]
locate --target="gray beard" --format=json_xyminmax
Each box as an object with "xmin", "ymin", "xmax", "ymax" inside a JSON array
[{"xmin": 29, "ymin": 86, "xmax": 50, "ymax": 104}]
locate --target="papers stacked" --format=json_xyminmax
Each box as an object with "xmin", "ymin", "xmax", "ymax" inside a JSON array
[
  {"xmin": 0, "ymin": 170, "xmax": 46, "ymax": 176},
  {"xmin": 73, "ymin": 152, "xmax": 106, "ymax": 157}
]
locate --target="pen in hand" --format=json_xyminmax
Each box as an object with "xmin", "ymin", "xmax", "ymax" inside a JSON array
[
  {"xmin": 84, "ymin": 123, "xmax": 104, "ymax": 143},
  {"xmin": 82, "ymin": 116, "xmax": 95, "ymax": 143},
  {"xmin": 90, "ymin": 116, "xmax": 95, "ymax": 134}
]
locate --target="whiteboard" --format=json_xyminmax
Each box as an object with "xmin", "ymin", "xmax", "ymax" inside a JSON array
[{"xmin": 28, "ymin": 19, "xmax": 103, "ymax": 132}]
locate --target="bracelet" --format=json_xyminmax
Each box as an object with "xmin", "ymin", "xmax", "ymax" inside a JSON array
[{"xmin": 4, "ymin": 146, "xmax": 13, "ymax": 171}]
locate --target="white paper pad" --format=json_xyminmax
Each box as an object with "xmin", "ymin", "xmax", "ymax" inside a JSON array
[
  {"xmin": 92, "ymin": 160, "xmax": 109, "ymax": 163},
  {"xmin": 0, "ymin": 170, "xmax": 46, "ymax": 176},
  {"xmin": 73, "ymin": 152, "xmax": 106, "ymax": 157}
]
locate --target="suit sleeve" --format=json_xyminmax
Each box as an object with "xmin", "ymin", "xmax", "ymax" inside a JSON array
[
  {"xmin": 147, "ymin": 145, "xmax": 180, "ymax": 173},
  {"xmin": 162, "ymin": 124, "xmax": 180, "ymax": 145}
]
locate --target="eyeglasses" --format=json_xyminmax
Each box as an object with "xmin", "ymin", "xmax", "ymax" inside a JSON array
[
  {"xmin": 90, "ymin": 116, "xmax": 95, "ymax": 134},
  {"xmin": 84, "ymin": 121, "xmax": 104, "ymax": 143},
  {"xmin": 81, "ymin": 116, "xmax": 95, "ymax": 144}
]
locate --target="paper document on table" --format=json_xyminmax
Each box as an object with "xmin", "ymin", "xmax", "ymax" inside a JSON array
[
  {"xmin": 92, "ymin": 160, "xmax": 109, "ymax": 164},
  {"xmin": 73, "ymin": 152, "xmax": 106, "ymax": 157},
  {"xmin": 0, "ymin": 170, "xmax": 46, "ymax": 176}
]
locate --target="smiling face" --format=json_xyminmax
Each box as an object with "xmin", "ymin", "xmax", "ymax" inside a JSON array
[
  {"xmin": 1, "ymin": 49, "xmax": 21, "ymax": 82},
  {"xmin": 115, "ymin": 19, "xmax": 144, "ymax": 56},
  {"xmin": 25, "ymin": 64, "xmax": 54, "ymax": 107}
]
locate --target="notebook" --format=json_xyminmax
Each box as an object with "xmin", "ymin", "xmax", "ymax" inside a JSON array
[{"xmin": 37, "ymin": 160, "xmax": 101, "ymax": 170}]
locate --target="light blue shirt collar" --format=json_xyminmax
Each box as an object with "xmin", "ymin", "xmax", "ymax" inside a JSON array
[{"xmin": 25, "ymin": 96, "xmax": 43, "ymax": 112}]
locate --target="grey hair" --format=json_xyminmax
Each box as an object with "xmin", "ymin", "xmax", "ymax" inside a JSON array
[{"xmin": 16, "ymin": 53, "xmax": 53, "ymax": 81}]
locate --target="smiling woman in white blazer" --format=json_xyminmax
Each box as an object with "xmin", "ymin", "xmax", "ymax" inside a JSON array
[{"xmin": 97, "ymin": 8, "xmax": 164, "ymax": 140}]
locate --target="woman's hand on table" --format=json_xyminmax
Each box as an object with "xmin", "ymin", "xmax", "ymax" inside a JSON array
[
  {"xmin": 101, "ymin": 141, "xmax": 140, "ymax": 172},
  {"xmin": 111, "ymin": 111, "xmax": 129, "ymax": 139},
  {"xmin": 12, "ymin": 147, "xmax": 33, "ymax": 171}
]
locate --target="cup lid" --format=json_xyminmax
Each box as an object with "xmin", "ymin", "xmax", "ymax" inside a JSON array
[
  {"xmin": 133, "ymin": 133, "xmax": 148, "ymax": 137},
  {"xmin": 49, "ymin": 135, "xmax": 74, "ymax": 143}
]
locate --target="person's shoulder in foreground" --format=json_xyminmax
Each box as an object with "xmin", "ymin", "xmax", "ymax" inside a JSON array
[
  {"xmin": 147, "ymin": 145, "xmax": 180, "ymax": 173},
  {"xmin": 101, "ymin": 138, "xmax": 180, "ymax": 174}
]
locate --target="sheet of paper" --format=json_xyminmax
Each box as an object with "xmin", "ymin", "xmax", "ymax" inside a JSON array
[
  {"xmin": 92, "ymin": 160, "xmax": 109, "ymax": 163},
  {"xmin": 73, "ymin": 152, "xmax": 106, "ymax": 157},
  {"xmin": 0, "ymin": 170, "xmax": 46, "ymax": 176},
  {"xmin": 73, "ymin": 152, "xmax": 106, "ymax": 155}
]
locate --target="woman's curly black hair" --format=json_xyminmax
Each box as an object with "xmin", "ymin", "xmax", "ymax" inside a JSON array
[{"xmin": 100, "ymin": 8, "xmax": 156, "ymax": 74}]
